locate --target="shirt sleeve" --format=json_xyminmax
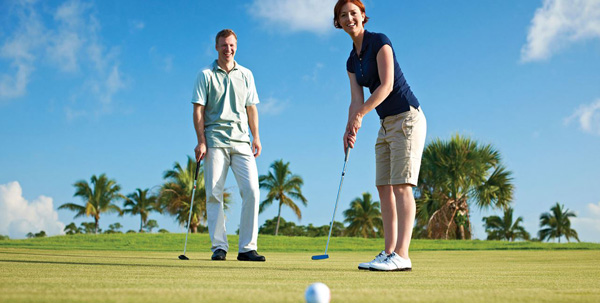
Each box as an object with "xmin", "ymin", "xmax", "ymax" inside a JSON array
[
  {"xmin": 191, "ymin": 71, "xmax": 208, "ymax": 105},
  {"xmin": 373, "ymin": 33, "xmax": 392, "ymax": 53},
  {"xmin": 245, "ymin": 70, "xmax": 260, "ymax": 106},
  {"xmin": 346, "ymin": 55, "xmax": 355, "ymax": 73}
]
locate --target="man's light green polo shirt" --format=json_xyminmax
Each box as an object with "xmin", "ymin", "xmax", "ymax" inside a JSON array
[{"xmin": 191, "ymin": 60, "xmax": 260, "ymax": 147}]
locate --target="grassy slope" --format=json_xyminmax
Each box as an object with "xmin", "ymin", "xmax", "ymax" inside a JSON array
[{"xmin": 1, "ymin": 233, "xmax": 598, "ymax": 252}]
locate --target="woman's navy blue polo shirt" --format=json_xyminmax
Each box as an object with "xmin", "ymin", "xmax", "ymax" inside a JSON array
[{"xmin": 346, "ymin": 30, "xmax": 419, "ymax": 119}]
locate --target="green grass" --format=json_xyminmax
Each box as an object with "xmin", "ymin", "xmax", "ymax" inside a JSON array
[
  {"xmin": 1, "ymin": 235, "xmax": 600, "ymax": 302},
  {"xmin": 1, "ymin": 233, "xmax": 599, "ymax": 252}
]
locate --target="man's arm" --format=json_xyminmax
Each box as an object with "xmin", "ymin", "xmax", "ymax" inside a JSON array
[
  {"xmin": 246, "ymin": 105, "xmax": 261, "ymax": 158},
  {"xmin": 193, "ymin": 104, "xmax": 207, "ymax": 161}
]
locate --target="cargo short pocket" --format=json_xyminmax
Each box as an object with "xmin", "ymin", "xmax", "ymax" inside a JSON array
[{"xmin": 402, "ymin": 114, "xmax": 415, "ymax": 138}]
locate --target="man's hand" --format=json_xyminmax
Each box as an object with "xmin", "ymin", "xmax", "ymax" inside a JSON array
[
  {"xmin": 252, "ymin": 138, "xmax": 262, "ymax": 158},
  {"xmin": 194, "ymin": 142, "xmax": 207, "ymax": 162}
]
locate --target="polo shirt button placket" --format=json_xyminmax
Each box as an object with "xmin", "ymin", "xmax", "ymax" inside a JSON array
[{"xmin": 359, "ymin": 56, "xmax": 363, "ymax": 77}]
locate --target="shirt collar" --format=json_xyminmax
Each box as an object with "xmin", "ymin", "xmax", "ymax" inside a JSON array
[
  {"xmin": 212, "ymin": 60, "xmax": 238, "ymax": 72},
  {"xmin": 352, "ymin": 30, "xmax": 371, "ymax": 58}
]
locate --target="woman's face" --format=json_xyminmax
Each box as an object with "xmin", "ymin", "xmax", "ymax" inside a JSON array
[{"xmin": 338, "ymin": 2, "xmax": 365, "ymax": 35}]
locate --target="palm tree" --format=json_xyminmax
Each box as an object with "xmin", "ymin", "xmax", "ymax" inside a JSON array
[
  {"xmin": 64, "ymin": 222, "xmax": 82, "ymax": 235},
  {"xmin": 416, "ymin": 134, "xmax": 514, "ymax": 240},
  {"xmin": 58, "ymin": 174, "xmax": 123, "ymax": 234},
  {"xmin": 343, "ymin": 192, "xmax": 383, "ymax": 238},
  {"xmin": 539, "ymin": 203, "xmax": 579, "ymax": 243},
  {"xmin": 123, "ymin": 188, "xmax": 158, "ymax": 232},
  {"xmin": 144, "ymin": 220, "xmax": 159, "ymax": 233},
  {"xmin": 482, "ymin": 207, "xmax": 530, "ymax": 241},
  {"xmin": 259, "ymin": 159, "xmax": 307, "ymax": 236},
  {"xmin": 159, "ymin": 156, "xmax": 230, "ymax": 233}
]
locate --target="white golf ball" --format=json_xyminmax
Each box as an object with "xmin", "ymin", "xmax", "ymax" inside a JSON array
[{"xmin": 305, "ymin": 282, "xmax": 331, "ymax": 303}]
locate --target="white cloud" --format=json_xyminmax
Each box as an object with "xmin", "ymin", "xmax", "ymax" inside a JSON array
[
  {"xmin": 46, "ymin": 0, "xmax": 92, "ymax": 72},
  {"xmin": 303, "ymin": 63, "xmax": 324, "ymax": 82},
  {"xmin": 521, "ymin": 0, "xmax": 600, "ymax": 62},
  {"xmin": 0, "ymin": 0, "xmax": 126, "ymax": 117},
  {"xmin": 589, "ymin": 202, "xmax": 600, "ymax": 216},
  {"xmin": 65, "ymin": 106, "xmax": 87, "ymax": 121},
  {"xmin": 571, "ymin": 202, "xmax": 600, "ymax": 242},
  {"xmin": 248, "ymin": 0, "xmax": 337, "ymax": 35},
  {"xmin": 129, "ymin": 20, "xmax": 145, "ymax": 32},
  {"xmin": 0, "ymin": 181, "xmax": 65, "ymax": 239},
  {"xmin": 259, "ymin": 96, "xmax": 287, "ymax": 115},
  {"xmin": 0, "ymin": 1, "xmax": 44, "ymax": 99},
  {"xmin": 565, "ymin": 99, "xmax": 600, "ymax": 135},
  {"xmin": 149, "ymin": 46, "xmax": 174, "ymax": 72}
]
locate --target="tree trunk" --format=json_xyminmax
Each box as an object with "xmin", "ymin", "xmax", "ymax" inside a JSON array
[
  {"xmin": 456, "ymin": 198, "xmax": 469, "ymax": 240},
  {"xmin": 140, "ymin": 217, "xmax": 144, "ymax": 233},
  {"xmin": 94, "ymin": 216, "xmax": 99, "ymax": 234},
  {"xmin": 465, "ymin": 205, "xmax": 472, "ymax": 240},
  {"xmin": 427, "ymin": 198, "xmax": 458, "ymax": 239},
  {"xmin": 275, "ymin": 203, "xmax": 282, "ymax": 236}
]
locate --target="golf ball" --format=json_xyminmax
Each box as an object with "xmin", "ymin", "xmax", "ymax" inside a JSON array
[{"xmin": 305, "ymin": 282, "xmax": 331, "ymax": 303}]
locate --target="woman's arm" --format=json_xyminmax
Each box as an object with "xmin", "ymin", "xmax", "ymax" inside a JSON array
[
  {"xmin": 346, "ymin": 44, "xmax": 395, "ymax": 146},
  {"xmin": 345, "ymin": 71, "xmax": 365, "ymax": 150}
]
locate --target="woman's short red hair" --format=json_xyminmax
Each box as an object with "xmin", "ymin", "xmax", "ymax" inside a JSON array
[{"xmin": 333, "ymin": 0, "xmax": 369, "ymax": 29}]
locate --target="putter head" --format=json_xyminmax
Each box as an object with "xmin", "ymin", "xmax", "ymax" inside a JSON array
[
  {"xmin": 311, "ymin": 254, "xmax": 329, "ymax": 260},
  {"xmin": 178, "ymin": 255, "xmax": 189, "ymax": 260}
]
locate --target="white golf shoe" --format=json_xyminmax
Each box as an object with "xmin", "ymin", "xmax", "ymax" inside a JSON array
[
  {"xmin": 369, "ymin": 252, "xmax": 412, "ymax": 271},
  {"xmin": 358, "ymin": 251, "xmax": 388, "ymax": 270}
]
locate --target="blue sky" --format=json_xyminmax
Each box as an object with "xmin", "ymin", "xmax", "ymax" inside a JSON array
[{"xmin": 1, "ymin": 0, "xmax": 600, "ymax": 242}]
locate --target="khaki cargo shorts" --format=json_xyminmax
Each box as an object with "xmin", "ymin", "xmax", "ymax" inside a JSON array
[{"xmin": 375, "ymin": 106, "xmax": 427, "ymax": 186}]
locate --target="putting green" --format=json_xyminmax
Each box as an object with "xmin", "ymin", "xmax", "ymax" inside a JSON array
[{"xmin": 1, "ymin": 248, "xmax": 599, "ymax": 302}]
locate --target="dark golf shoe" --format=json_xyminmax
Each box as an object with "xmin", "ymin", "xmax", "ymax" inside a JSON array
[
  {"xmin": 211, "ymin": 249, "xmax": 227, "ymax": 261},
  {"xmin": 237, "ymin": 250, "xmax": 266, "ymax": 262}
]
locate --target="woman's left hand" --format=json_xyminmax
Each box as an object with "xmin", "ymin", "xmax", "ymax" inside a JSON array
[{"xmin": 349, "ymin": 112, "xmax": 363, "ymax": 136}]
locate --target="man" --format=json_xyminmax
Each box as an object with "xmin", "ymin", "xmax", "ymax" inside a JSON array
[{"xmin": 191, "ymin": 29, "xmax": 265, "ymax": 262}]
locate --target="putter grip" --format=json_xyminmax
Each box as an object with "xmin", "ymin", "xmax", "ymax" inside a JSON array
[
  {"xmin": 344, "ymin": 146, "xmax": 350, "ymax": 162},
  {"xmin": 194, "ymin": 161, "xmax": 201, "ymax": 180}
]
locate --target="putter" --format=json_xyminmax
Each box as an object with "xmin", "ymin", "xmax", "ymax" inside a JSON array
[
  {"xmin": 178, "ymin": 160, "xmax": 202, "ymax": 260},
  {"xmin": 312, "ymin": 146, "xmax": 351, "ymax": 260}
]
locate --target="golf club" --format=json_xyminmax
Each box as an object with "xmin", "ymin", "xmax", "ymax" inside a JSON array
[
  {"xmin": 178, "ymin": 160, "xmax": 201, "ymax": 260},
  {"xmin": 312, "ymin": 146, "xmax": 351, "ymax": 260}
]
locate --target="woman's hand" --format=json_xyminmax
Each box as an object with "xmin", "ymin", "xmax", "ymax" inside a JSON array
[
  {"xmin": 348, "ymin": 111, "xmax": 363, "ymax": 135},
  {"xmin": 344, "ymin": 111, "xmax": 363, "ymax": 150},
  {"xmin": 343, "ymin": 129, "xmax": 356, "ymax": 150}
]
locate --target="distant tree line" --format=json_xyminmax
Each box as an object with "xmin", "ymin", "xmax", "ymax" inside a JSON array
[
  {"xmin": 258, "ymin": 217, "xmax": 345, "ymax": 237},
  {"xmin": 53, "ymin": 135, "xmax": 580, "ymax": 243},
  {"xmin": 58, "ymin": 156, "xmax": 220, "ymax": 236}
]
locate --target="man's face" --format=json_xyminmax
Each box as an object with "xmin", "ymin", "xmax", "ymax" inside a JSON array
[{"xmin": 216, "ymin": 35, "xmax": 237, "ymax": 62}]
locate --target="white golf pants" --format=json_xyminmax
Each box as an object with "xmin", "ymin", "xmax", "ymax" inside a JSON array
[{"xmin": 205, "ymin": 144, "xmax": 260, "ymax": 253}]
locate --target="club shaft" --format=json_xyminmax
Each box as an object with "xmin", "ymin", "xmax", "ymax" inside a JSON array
[
  {"xmin": 181, "ymin": 161, "xmax": 201, "ymax": 257},
  {"xmin": 182, "ymin": 181, "xmax": 197, "ymax": 255},
  {"xmin": 323, "ymin": 148, "xmax": 350, "ymax": 254}
]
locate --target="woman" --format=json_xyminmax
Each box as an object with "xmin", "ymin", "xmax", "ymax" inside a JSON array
[{"xmin": 334, "ymin": 0, "xmax": 427, "ymax": 271}]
